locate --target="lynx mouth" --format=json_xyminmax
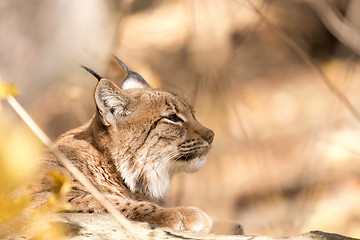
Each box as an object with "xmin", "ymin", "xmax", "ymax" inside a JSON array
[
  {"xmin": 171, "ymin": 155, "xmax": 208, "ymax": 173},
  {"xmin": 176, "ymin": 149, "xmax": 210, "ymax": 162},
  {"xmin": 177, "ymin": 140, "xmax": 211, "ymax": 162},
  {"xmin": 176, "ymin": 153, "xmax": 198, "ymax": 161}
]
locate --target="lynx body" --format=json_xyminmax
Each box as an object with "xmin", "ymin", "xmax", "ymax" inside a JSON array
[{"xmin": 34, "ymin": 58, "xmax": 214, "ymax": 232}]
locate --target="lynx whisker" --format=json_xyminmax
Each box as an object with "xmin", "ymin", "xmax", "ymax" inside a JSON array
[{"xmin": 155, "ymin": 152, "xmax": 180, "ymax": 170}]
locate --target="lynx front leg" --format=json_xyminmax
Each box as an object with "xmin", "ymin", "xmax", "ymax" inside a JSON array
[{"xmin": 68, "ymin": 193, "xmax": 212, "ymax": 232}]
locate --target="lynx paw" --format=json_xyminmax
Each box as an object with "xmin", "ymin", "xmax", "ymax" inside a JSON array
[
  {"xmin": 148, "ymin": 207, "xmax": 212, "ymax": 233},
  {"xmin": 175, "ymin": 207, "xmax": 213, "ymax": 233}
]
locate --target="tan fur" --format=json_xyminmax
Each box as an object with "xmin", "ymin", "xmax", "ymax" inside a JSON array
[{"xmin": 32, "ymin": 75, "xmax": 214, "ymax": 232}]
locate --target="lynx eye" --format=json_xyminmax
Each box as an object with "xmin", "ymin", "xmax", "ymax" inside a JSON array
[{"xmin": 165, "ymin": 114, "xmax": 183, "ymax": 123}]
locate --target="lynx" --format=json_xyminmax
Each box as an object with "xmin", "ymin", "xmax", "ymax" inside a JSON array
[{"xmin": 33, "ymin": 57, "xmax": 214, "ymax": 232}]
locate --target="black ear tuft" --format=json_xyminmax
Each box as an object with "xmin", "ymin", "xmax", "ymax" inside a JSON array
[
  {"xmin": 81, "ymin": 66, "xmax": 102, "ymax": 82},
  {"xmin": 113, "ymin": 55, "xmax": 151, "ymax": 90},
  {"xmin": 114, "ymin": 56, "xmax": 131, "ymax": 74}
]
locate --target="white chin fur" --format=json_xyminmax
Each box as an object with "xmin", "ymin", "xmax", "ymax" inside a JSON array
[{"xmin": 171, "ymin": 155, "xmax": 207, "ymax": 174}]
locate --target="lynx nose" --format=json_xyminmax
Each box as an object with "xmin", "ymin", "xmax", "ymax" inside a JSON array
[{"xmin": 204, "ymin": 130, "xmax": 214, "ymax": 144}]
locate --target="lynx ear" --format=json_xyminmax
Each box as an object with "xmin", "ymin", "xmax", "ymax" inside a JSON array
[
  {"xmin": 94, "ymin": 79, "xmax": 133, "ymax": 126},
  {"xmin": 114, "ymin": 56, "xmax": 151, "ymax": 90}
]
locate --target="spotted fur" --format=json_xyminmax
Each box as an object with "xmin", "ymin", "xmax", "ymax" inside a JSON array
[{"xmin": 32, "ymin": 59, "xmax": 214, "ymax": 232}]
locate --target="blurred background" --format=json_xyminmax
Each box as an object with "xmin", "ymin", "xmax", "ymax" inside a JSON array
[{"xmin": 1, "ymin": 0, "xmax": 360, "ymax": 237}]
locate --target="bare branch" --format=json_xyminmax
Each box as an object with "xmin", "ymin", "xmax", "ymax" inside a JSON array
[
  {"xmin": 307, "ymin": 0, "xmax": 360, "ymax": 57},
  {"xmin": 245, "ymin": 0, "xmax": 360, "ymax": 125}
]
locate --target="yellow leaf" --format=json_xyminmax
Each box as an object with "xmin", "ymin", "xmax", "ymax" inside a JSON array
[
  {"xmin": 31, "ymin": 221, "xmax": 67, "ymax": 240},
  {"xmin": 0, "ymin": 123, "xmax": 41, "ymax": 191},
  {"xmin": 0, "ymin": 75, "xmax": 19, "ymax": 110},
  {"xmin": 49, "ymin": 170, "xmax": 72, "ymax": 198},
  {"xmin": 0, "ymin": 194, "xmax": 30, "ymax": 223},
  {"xmin": 0, "ymin": 76, "xmax": 19, "ymax": 99},
  {"xmin": 34, "ymin": 171, "xmax": 73, "ymax": 214}
]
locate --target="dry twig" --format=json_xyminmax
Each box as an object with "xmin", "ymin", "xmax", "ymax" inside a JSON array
[
  {"xmin": 307, "ymin": 0, "xmax": 360, "ymax": 57},
  {"xmin": 246, "ymin": 0, "xmax": 360, "ymax": 125}
]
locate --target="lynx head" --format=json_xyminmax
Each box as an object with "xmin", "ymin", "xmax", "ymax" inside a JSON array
[{"xmin": 83, "ymin": 57, "xmax": 214, "ymax": 200}]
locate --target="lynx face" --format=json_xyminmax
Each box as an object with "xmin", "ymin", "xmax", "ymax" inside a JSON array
[
  {"xmin": 91, "ymin": 59, "xmax": 214, "ymax": 200},
  {"xmin": 123, "ymin": 88, "xmax": 214, "ymax": 173}
]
